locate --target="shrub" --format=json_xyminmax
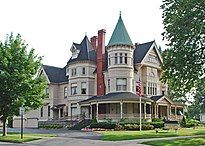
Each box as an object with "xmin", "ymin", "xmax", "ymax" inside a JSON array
[
  {"xmin": 142, "ymin": 124, "xmax": 154, "ymax": 130},
  {"xmin": 124, "ymin": 124, "xmax": 139, "ymax": 130},
  {"xmin": 91, "ymin": 118, "xmax": 97, "ymax": 123},
  {"xmin": 152, "ymin": 118, "xmax": 163, "ymax": 122},
  {"xmin": 123, "ymin": 124, "xmax": 154, "ymax": 130},
  {"xmin": 150, "ymin": 122, "xmax": 164, "ymax": 129},
  {"xmin": 181, "ymin": 116, "xmax": 186, "ymax": 127},
  {"xmin": 90, "ymin": 122, "xmax": 116, "ymax": 129},
  {"xmin": 185, "ymin": 119, "xmax": 200, "ymax": 128},
  {"xmin": 114, "ymin": 124, "xmax": 124, "ymax": 131}
]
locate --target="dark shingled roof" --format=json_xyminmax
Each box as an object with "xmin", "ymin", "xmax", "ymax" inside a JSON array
[
  {"xmin": 43, "ymin": 65, "xmax": 68, "ymax": 83},
  {"xmin": 67, "ymin": 36, "xmax": 97, "ymax": 64},
  {"xmin": 80, "ymin": 92, "xmax": 152, "ymax": 104},
  {"xmin": 151, "ymin": 95, "xmax": 164, "ymax": 101},
  {"xmin": 134, "ymin": 41, "xmax": 154, "ymax": 64}
]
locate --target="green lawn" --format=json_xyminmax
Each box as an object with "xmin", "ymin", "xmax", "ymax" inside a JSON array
[
  {"xmin": 142, "ymin": 137, "xmax": 205, "ymax": 146},
  {"xmin": 0, "ymin": 133, "xmax": 55, "ymax": 143},
  {"xmin": 99, "ymin": 128, "xmax": 205, "ymax": 141}
]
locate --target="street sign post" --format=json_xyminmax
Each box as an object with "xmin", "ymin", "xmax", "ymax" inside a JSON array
[{"xmin": 19, "ymin": 106, "xmax": 25, "ymax": 139}]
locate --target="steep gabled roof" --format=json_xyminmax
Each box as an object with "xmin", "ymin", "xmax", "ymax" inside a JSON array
[
  {"xmin": 108, "ymin": 15, "xmax": 133, "ymax": 46},
  {"xmin": 43, "ymin": 65, "xmax": 68, "ymax": 83},
  {"xmin": 134, "ymin": 41, "xmax": 154, "ymax": 64},
  {"xmin": 67, "ymin": 36, "xmax": 97, "ymax": 64}
]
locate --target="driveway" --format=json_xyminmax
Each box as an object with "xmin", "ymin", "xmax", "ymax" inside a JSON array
[{"xmin": 0, "ymin": 128, "xmax": 146, "ymax": 146}]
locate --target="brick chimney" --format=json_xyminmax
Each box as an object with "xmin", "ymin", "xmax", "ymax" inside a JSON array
[
  {"xmin": 90, "ymin": 36, "xmax": 97, "ymax": 49},
  {"xmin": 97, "ymin": 29, "xmax": 106, "ymax": 96}
]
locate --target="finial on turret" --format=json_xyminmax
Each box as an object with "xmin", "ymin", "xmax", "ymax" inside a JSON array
[
  {"xmin": 119, "ymin": 11, "xmax": 121, "ymax": 17},
  {"xmin": 85, "ymin": 32, "xmax": 87, "ymax": 36}
]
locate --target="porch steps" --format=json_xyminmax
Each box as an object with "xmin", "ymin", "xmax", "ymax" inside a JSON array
[{"xmin": 69, "ymin": 119, "xmax": 92, "ymax": 130}]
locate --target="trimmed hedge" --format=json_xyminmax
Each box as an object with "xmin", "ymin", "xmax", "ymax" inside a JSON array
[
  {"xmin": 149, "ymin": 122, "xmax": 164, "ymax": 128},
  {"xmin": 124, "ymin": 124, "xmax": 154, "ymax": 130},
  {"xmin": 90, "ymin": 122, "xmax": 116, "ymax": 129}
]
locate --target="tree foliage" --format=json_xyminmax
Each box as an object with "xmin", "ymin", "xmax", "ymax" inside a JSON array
[
  {"xmin": 0, "ymin": 33, "xmax": 47, "ymax": 136},
  {"xmin": 161, "ymin": 0, "xmax": 205, "ymax": 102}
]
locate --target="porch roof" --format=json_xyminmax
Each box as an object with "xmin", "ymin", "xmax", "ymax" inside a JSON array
[{"xmin": 79, "ymin": 92, "xmax": 152, "ymax": 104}]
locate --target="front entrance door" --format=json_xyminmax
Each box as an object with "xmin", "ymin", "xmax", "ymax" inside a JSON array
[{"xmin": 158, "ymin": 105, "xmax": 167, "ymax": 118}]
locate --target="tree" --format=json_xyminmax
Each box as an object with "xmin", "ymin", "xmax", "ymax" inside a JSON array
[
  {"xmin": 160, "ymin": 0, "xmax": 205, "ymax": 102},
  {"xmin": 0, "ymin": 34, "xmax": 47, "ymax": 136}
]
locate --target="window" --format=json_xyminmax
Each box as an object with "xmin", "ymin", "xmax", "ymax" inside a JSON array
[
  {"xmin": 71, "ymin": 83, "xmax": 77, "ymax": 95},
  {"xmin": 124, "ymin": 53, "xmax": 127, "ymax": 64},
  {"xmin": 149, "ymin": 72, "xmax": 155, "ymax": 77},
  {"xmin": 116, "ymin": 78, "xmax": 127, "ymax": 91},
  {"xmin": 60, "ymin": 108, "xmax": 63, "ymax": 117},
  {"xmin": 108, "ymin": 55, "xmax": 111, "ymax": 66},
  {"xmin": 148, "ymin": 55, "xmax": 158, "ymax": 64},
  {"xmin": 115, "ymin": 53, "xmax": 118, "ymax": 64},
  {"xmin": 40, "ymin": 107, "xmax": 43, "ymax": 117},
  {"xmin": 81, "ymin": 82, "xmax": 86, "ymax": 94},
  {"xmin": 71, "ymin": 68, "xmax": 77, "ymax": 76},
  {"xmin": 82, "ymin": 67, "xmax": 85, "ymax": 75},
  {"xmin": 64, "ymin": 87, "xmax": 68, "ymax": 98},
  {"xmin": 108, "ymin": 79, "xmax": 110, "ymax": 92},
  {"xmin": 46, "ymin": 87, "xmax": 49, "ymax": 95},
  {"xmin": 143, "ymin": 86, "xmax": 146, "ymax": 94},
  {"xmin": 120, "ymin": 53, "xmax": 123, "ymax": 64},
  {"xmin": 48, "ymin": 106, "xmax": 50, "ymax": 117},
  {"xmin": 147, "ymin": 82, "xmax": 157, "ymax": 95},
  {"xmin": 123, "ymin": 103, "xmax": 127, "ymax": 114}
]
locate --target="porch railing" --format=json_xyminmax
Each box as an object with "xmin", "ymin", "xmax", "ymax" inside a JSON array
[
  {"xmin": 98, "ymin": 113, "xmax": 152, "ymax": 120},
  {"xmin": 168, "ymin": 115, "xmax": 183, "ymax": 121}
]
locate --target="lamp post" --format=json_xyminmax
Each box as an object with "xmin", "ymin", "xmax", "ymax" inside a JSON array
[{"xmin": 19, "ymin": 106, "xmax": 25, "ymax": 139}]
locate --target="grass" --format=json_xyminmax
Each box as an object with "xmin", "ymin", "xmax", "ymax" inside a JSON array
[
  {"xmin": 99, "ymin": 128, "xmax": 205, "ymax": 141},
  {"xmin": 142, "ymin": 137, "xmax": 205, "ymax": 146},
  {"xmin": 0, "ymin": 133, "xmax": 55, "ymax": 143}
]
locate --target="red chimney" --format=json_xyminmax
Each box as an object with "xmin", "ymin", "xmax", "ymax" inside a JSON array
[
  {"xmin": 97, "ymin": 29, "xmax": 106, "ymax": 96},
  {"xmin": 90, "ymin": 36, "xmax": 97, "ymax": 49}
]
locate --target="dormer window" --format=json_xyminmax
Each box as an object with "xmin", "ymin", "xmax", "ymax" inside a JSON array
[{"xmin": 71, "ymin": 45, "xmax": 80, "ymax": 59}]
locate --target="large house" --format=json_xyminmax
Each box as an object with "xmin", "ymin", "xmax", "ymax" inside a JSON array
[{"xmin": 13, "ymin": 15, "xmax": 185, "ymax": 128}]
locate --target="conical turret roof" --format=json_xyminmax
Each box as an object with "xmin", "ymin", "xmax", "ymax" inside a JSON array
[{"xmin": 108, "ymin": 15, "xmax": 133, "ymax": 46}]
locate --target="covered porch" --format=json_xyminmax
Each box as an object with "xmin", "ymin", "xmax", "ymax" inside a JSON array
[
  {"xmin": 80, "ymin": 92, "xmax": 153, "ymax": 121},
  {"xmin": 151, "ymin": 95, "xmax": 185, "ymax": 121}
]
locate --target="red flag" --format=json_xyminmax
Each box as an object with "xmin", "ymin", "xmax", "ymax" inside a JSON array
[{"xmin": 136, "ymin": 78, "xmax": 142, "ymax": 96}]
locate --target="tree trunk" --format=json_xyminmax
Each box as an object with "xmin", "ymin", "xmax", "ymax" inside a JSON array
[{"xmin": 2, "ymin": 116, "xmax": 7, "ymax": 136}]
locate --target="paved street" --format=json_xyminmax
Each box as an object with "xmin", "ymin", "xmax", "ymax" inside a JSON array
[{"xmin": 0, "ymin": 128, "xmax": 146, "ymax": 146}]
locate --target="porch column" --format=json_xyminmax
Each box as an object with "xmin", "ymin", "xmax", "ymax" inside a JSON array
[
  {"xmin": 167, "ymin": 106, "xmax": 169, "ymax": 118},
  {"xmin": 96, "ymin": 102, "xmax": 99, "ymax": 121},
  {"xmin": 154, "ymin": 104, "xmax": 157, "ymax": 118},
  {"xmin": 58, "ymin": 108, "xmax": 61, "ymax": 119},
  {"xmin": 170, "ymin": 106, "xmax": 172, "ymax": 115},
  {"xmin": 90, "ymin": 104, "xmax": 92, "ymax": 119},
  {"xmin": 120, "ymin": 101, "xmax": 123, "ymax": 119},
  {"xmin": 144, "ymin": 102, "xmax": 146, "ymax": 119}
]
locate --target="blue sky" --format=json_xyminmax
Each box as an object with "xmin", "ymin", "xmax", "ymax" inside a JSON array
[{"xmin": 0, "ymin": 0, "xmax": 165, "ymax": 67}]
